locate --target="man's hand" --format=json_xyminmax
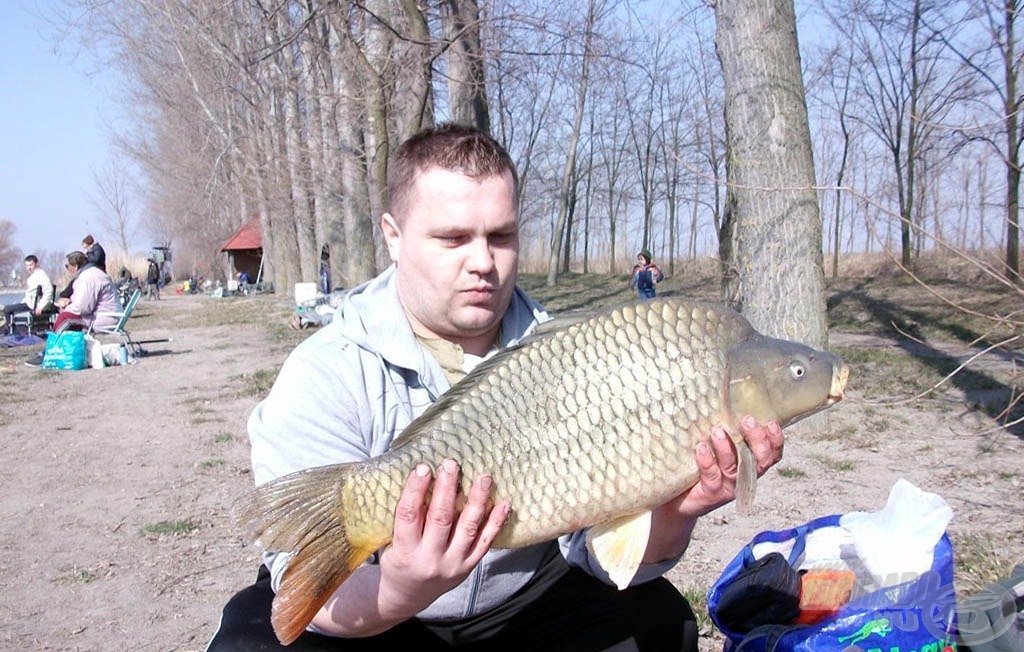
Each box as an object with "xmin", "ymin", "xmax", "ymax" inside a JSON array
[
  {"xmin": 312, "ymin": 459, "xmax": 509, "ymax": 637},
  {"xmin": 675, "ymin": 416, "xmax": 784, "ymax": 519},
  {"xmin": 376, "ymin": 459, "xmax": 510, "ymax": 622},
  {"xmin": 643, "ymin": 417, "xmax": 784, "ymax": 563}
]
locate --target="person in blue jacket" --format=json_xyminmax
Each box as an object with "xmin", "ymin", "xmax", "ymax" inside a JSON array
[{"xmin": 631, "ymin": 249, "xmax": 664, "ymax": 300}]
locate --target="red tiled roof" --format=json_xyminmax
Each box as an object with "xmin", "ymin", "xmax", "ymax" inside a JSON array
[{"xmin": 221, "ymin": 216, "xmax": 262, "ymax": 251}]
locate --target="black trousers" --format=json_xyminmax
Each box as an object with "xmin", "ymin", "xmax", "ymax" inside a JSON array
[
  {"xmin": 3, "ymin": 303, "xmax": 30, "ymax": 332},
  {"xmin": 205, "ymin": 549, "xmax": 698, "ymax": 652}
]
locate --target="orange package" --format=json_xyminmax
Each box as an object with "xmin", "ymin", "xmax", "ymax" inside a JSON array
[{"xmin": 795, "ymin": 568, "xmax": 857, "ymax": 625}]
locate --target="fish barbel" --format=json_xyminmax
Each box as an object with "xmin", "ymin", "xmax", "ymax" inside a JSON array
[{"xmin": 241, "ymin": 298, "xmax": 849, "ymax": 644}]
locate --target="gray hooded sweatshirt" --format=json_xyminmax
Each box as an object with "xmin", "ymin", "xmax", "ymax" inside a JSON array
[{"xmin": 248, "ymin": 266, "xmax": 680, "ymax": 631}]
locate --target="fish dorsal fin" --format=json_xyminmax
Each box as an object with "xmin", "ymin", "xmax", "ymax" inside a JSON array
[
  {"xmin": 586, "ymin": 510, "xmax": 652, "ymax": 590},
  {"xmin": 518, "ymin": 308, "xmax": 597, "ymax": 344},
  {"xmin": 390, "ymin": 335, "xmax": 541, "ymax": 449},
  {"xmin": 391, "ymin": 311, "xmax": 604, "ymax": 450},
  {"xmin": 735, "ymin": 440, "xmax": 757, "ymax": 515}
]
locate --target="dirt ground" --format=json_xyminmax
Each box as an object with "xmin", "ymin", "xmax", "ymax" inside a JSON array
[{"xmin": 0, "ymin": 271, "xmax": 1021, "ymax": 652}]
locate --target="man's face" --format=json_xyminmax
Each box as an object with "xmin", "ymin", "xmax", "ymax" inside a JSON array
[
  {"xmin": 24, "ymin": 260, "xmax": 36, "ymax": 274},
  {"xmin": 382, "ymin": 167, "xmax": 519, "ymax": 352}
]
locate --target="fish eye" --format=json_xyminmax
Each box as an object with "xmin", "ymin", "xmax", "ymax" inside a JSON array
[{"xmin": 789, "ymin": 362, "xmax": 806, "ymax": 379}]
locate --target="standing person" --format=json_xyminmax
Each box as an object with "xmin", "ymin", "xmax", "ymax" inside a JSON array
[
  {"xmin": 82, "ymin": 234, "xmax": 107, "ymax": 273},
  {"xmin": 205, "ymin": 124, "xmax": 784, "ymax": 651},
  {"xmin": 145, "ymin": 258, "xmax": 161, "ymax": 300},
  {"xmin": 51, "ymin": 251, "xmax": 120, "ymax": 333},
  {"xmin": 631, "ymin": 249, "xmax": 664, "ymax": 301},
  {"xmin": 2, "ymin": 255, "xmax": 54, "ymax": 334}
]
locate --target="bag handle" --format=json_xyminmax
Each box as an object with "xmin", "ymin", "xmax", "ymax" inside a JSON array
[
  {"xmin": 735, "ymin": 624, "xmax": 804, "ymax": 652},
  {"xmin": 741, "ymin": 523, "xmax": 811, "ymax": 568}
]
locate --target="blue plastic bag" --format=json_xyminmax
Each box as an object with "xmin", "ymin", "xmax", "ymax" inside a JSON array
[
  {"xmin": 41, "ymin": 331, "xmax": 87, "ymax": 370},
  {"xmin": 708, "ymin": 514, "xmax": 959, "ymax": 652}
]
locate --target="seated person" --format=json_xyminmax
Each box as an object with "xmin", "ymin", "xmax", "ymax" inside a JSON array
[
  {"xmin": 3, "ymin": 254, "xmax": 54, "ymax": 335},
  {"xmin": 52, "ymin": 251, "xmax": 121, "ymax": 332},
  {"xmin": 235, "ymin": 271, "xmax": 252, "ymax": 295}
]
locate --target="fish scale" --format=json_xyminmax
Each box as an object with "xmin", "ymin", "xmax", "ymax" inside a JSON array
[{"xmin": 242, "ymin": 297, "xmax": 849, "ymax": 645}]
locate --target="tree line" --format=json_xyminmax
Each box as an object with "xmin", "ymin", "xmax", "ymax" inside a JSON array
[{"xmin": 49, "ymin": 0, "xmax": 1022, "ymax": 295}]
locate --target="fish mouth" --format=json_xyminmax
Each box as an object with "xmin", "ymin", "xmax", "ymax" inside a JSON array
[{"xmin": 827, "ymin": 364, "xmax": 850, "ymax": 404}]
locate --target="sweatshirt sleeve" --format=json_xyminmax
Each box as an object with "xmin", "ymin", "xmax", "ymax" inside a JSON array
[{"xmin": 247, "ymin": 328, "xmax": 378, "ymax": 596}]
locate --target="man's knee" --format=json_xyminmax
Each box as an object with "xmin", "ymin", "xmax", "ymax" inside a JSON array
[
  {"xmin": 624, "ymin": 578, "xmax": 699, "ymax": 652},
  {"xmin": 205, "ymin": 573, "xmax": 280, "ymax": 651}
]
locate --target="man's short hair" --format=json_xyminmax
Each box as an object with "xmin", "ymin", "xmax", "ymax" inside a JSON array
[
  {"xmin": 24, "ymin": 255, "xmax": 38, "ymax": 264},
  {"xmin": 66, "ymin": 251, "xmax": 88, "ymax": 268},
  {"xmin": 386, "ymin": 123, "xmax": 519, "ymax": 220}
]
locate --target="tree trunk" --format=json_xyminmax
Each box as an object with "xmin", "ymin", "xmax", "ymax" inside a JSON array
[
  {"xmin": 443, "ymin": 0, "xmax": 490, "ymax": 132},
  {"xmin": 1004, "ymin": 0, "xmax": 1022, "ymax": 284},
  {"xmin": 715, "ymin": 0, "xmax": 828, "ymax": 351},
  {"xmin": 546, "ymin": 0, "xmax": 595, "ymax": 287}
]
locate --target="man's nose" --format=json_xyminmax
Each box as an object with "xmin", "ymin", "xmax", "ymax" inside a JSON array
[{"xmin": 465, "ymin": 238, "xmax": 495, "ymax": 273}]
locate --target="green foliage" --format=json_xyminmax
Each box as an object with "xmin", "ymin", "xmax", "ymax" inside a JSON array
[
  {"xmin": 952, "ymin": 529, "xmax": 1024, "ymax": 594},
  {"xmin": 140, "ymin": 519, "xmax": 200, "ymax": 537},
  {"xmin": 233, "ymin": 367, "xmax": 280, "ymax": 397},
  {"xmin": 776, "ymin": 467, "xmax": 807, "ymax": 479}
]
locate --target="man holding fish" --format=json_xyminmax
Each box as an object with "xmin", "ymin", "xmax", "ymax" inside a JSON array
[{"xmin": 206, "ymin": 124, "xmax": 812, "ymax": 651}]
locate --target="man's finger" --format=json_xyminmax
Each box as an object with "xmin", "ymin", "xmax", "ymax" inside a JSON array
[
  {"xmin": 694, "ymin": 439, "xmax": 723, "ymax": 491},
  {"xmin": 451, "ymin": 474, "xmax": 506, "ymax": 559},
  {"xmin": 739, "ymin": 416, "xmax": 784, "ymax": 474},
  {"xmin": 420, "ymin": 458, "xmax": 460, "ymax": 551},
  {"xmin": 392, "ymin": 464, "xmax": 432, "ymax": 549},
  {"xmin": 709, "ymin": 426, "xmax": 738, "ymax": 476}
]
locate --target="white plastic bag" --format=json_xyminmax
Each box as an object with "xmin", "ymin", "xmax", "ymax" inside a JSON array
[
  {"xmin": 85, "ymin": 334, "xmax": 105, "ymax": 369},
  {"xmin": 839, "ymin": 478, "xmax": 953, "ymax": 587}
]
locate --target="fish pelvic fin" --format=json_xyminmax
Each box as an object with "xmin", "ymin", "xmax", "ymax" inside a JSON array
[
  {"xmin": 586, "ymin": 511, "xmax": 652, "ymax": 590},
  {"xmin": 237, "ymin": 465, "xmax": 383, "ymax": 645},
  {"xmin": 735, "ymin": 440, "xmax": 757, "ymax": 515}
]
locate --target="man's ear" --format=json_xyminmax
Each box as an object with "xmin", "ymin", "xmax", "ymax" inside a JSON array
[{"xmin": 381, "ymin": 213, "xmax": 401, "ymax": 262}]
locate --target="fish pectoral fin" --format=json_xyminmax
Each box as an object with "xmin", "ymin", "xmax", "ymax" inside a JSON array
[
  {"xmin": 586, "ymin": 511, "xmax": 652, "ymax": 590},
  {"xmin": 735, "ymin": 441, "xmax": 757, "ymax": 515}
]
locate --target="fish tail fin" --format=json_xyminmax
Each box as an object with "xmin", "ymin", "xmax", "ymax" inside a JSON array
[
  {"xmin": 735, "ymin": 441, "xmax": 758, "ymax": 514},
  {"xmin": 272, "ymin": 530, "xmax": 378, "ymax": 645},
  {"xmin": 237, "ymin": 465, "xmax": 382, "ymax": 645}
]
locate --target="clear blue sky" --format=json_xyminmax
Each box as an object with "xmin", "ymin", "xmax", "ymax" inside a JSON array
[{"xmin": 1, "ymin": 1, "xmax": 124, "ymax": 258}]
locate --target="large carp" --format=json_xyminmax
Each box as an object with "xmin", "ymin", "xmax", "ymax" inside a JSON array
[{"xmin": 241, "ymin": 298, "xmax": 849, "ymax": 644}]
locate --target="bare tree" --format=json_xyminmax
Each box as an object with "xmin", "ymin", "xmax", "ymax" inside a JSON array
[
  {"xmin": 545, "ymin": 0, "xmax": 598, "ymax": 286},
  {"xmin": 88, "ymin": 160, "xmax": 136, "ymax": 254},
  {"xmin": 927, "ymin": 0, "xmax": 1023, "ymax": 284},
  {"xmin": 0, "ymin": 220, "xmax": 21, "ymax": 283}
]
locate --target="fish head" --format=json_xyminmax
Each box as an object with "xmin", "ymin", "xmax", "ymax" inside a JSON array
[{"xmin": 726, "ymin": 336, "xmax": 848, "ymax": 428}]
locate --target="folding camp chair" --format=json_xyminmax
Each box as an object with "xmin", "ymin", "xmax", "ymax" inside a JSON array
[
  {"xmin": 86, "ymin": 288, "xmax": 169, "ymax": 357},
  {"xmin": 8, "ymin": 284, "xmax": 57, "ymax": 337}
]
